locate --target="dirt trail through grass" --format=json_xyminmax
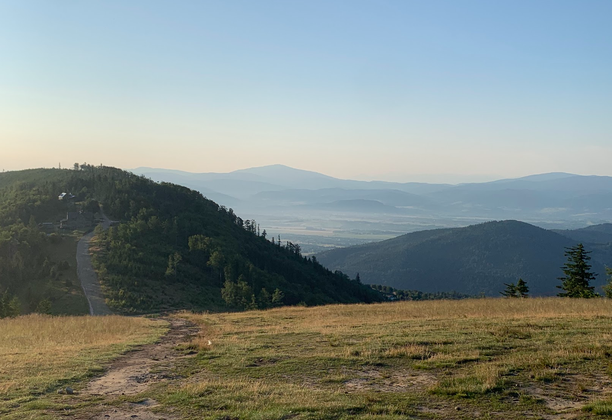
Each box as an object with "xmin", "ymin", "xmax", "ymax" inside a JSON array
[{"xmin": 75, "ymin": 318, "xmax": 198, "ymax": 420}]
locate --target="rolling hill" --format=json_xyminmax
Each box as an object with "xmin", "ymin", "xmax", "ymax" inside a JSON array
[
  {"xmin": 316, "ymin": 220, "xmax": 612, "ymax": 296},
  {"xmin": 0, "ymin": 166, "xmax": 382, "ymax": 315}
]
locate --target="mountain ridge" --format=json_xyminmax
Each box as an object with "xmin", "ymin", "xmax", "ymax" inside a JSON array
[
  {"xmin": 131, "ymin": 165, "xmax": 612, "ymax": 255},
  {"xmin": 316, "ymin": 220, "xmax": 612, "ymax": 296}
]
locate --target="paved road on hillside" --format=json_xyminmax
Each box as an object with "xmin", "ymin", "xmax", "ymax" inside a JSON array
[{"xmin": 77, "ymin": 208, "xmax": 113, "ymax": 316}]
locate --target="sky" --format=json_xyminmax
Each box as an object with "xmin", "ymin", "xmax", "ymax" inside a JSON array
[{"xmin": 1, "ymin": 0, "xmax": 611, "ymax": 183}]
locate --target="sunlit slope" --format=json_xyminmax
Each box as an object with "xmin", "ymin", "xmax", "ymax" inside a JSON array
[{"xmin": 0, "ymin": 166, "xmax": 382, "ymax": 314}]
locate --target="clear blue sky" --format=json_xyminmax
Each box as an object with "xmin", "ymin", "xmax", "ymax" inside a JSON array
[{"xmin": 1, "ymin": 0, "xmax": 611, "ymax": 182}]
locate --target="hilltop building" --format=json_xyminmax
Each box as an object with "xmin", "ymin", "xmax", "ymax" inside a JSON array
[{"xmin": 58, "ymin": 192, "xmax": 75, "ymax": 201}]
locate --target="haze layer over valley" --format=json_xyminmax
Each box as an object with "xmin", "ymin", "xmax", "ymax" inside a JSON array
[{"xmin": 134, "ymin": 165, "xmax": 612, "ymax": 255}]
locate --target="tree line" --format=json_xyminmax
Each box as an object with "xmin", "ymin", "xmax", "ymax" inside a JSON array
[{"xmin": 500, "ymin": 243, "xmax": 612, "ymax": 299}]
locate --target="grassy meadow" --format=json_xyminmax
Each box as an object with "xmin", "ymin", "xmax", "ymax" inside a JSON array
[
  {"xmin": 0, "ymin": 314, "xmax": 167, "ymax": 419},
  {"xmin": 5, "ymin": 299, "xmax": 612, "ymax": 419},
  {"xmin": 167, "ymin": 298, "xmax": 612, "ymax": 419}
]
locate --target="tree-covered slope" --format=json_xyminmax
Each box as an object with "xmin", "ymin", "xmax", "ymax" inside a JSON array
[
  {"xmin": 553, "ymin": 223, "xmax": 612, "ymax": 245},
  {"xmin": 0, "ymin": 168, "xmax": 96, "ymax": 316},
  {"xmin": 316, "ymin": 220, "xmax": 612, "ymax": 296},
  {"xmin": 0, "ymin": 166, "xmax": 382, "ymax": 315}
]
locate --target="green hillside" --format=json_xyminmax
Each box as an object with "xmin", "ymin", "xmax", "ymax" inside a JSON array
[
  {"xmin": 0, "ymin": 166, "xmax": 381, "ymax": 315},
  {"xmin": 316, "ymin": 220, "xmax": 612, "ymax": 296}
]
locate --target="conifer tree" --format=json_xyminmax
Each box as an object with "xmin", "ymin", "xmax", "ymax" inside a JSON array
[
  {"xmin": 36, "ymin": 298, "xmax": 52, "ymax": 315},
  {"xmin": 557, "ymin": 243, "xmax": 597, "ymax": 298},
  {"xmin": 271, "ymin": 288, "xmax": 284, "ymax": 306},
  {"xmin": 515, "ymin": 278, "xmax": 529, "ymax": 298},
  {"xmin": 500, "ymin": 282, "xmax": 518, "ymax": 298}
]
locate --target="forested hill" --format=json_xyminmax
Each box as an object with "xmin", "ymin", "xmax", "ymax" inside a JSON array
[
  {"xmin": 0, "ymin": 166, "xmax": 382, "ymax": 315},
  {"xmin": 316, "ymin": 220, "xmax": 612, "ymax": 296}
]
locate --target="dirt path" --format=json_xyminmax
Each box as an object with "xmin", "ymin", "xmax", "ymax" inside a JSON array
[
  {"xmin": 76, "ymin": 318, "xmax": 198, "ymax": 420},
  {"xmin": 77, "ymin": 208, "xmax": 112, "ymax": 316}
]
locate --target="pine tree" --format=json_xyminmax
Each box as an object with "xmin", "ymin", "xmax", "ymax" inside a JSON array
[
  {"xmin": 515, "ymin": 278, "xmax": 529, "ymax": 298},
  {"xmin": 500, "ymin": 282, "xmax": 518, "ymax": 298},
  {"xmin": 36, "ymin": 298, "xmax": 52, "ymax": 315},
  {"xmin": 271, "ymin": 289, "xmax": 284, "ymax": 307},
  {"xmin": 7, "ymin": 296, "xmax": 21, "ymax": 317},
  {"xmin": 0, "ymin": 291, "xmax": 20, "ymax": 318},
  {"xmin": 258, "ymin": 288, "xmax": 272, "ymax": 309},
  {"xmin": 557, "ymin": 243, "xmax": 597, "ymax": 298}
]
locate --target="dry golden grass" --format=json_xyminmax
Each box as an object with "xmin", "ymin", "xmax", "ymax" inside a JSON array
[
  {"xmin": 186, "ymin": 297, "xmax": 612, "ymax": 335},
  {"xmin": 0, "ymin": 314, "xmax": 166, "ymax": 412},
  {"xmin": 172, "ymin": 298, "xmax": 612, "ymax": 419}
]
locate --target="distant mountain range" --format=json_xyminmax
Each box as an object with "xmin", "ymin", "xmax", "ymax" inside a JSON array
[
  {"xmin": 316, "ymin": 220, "xmax": 612, "ymax": 296},
  {"xmin": 133, "ymin": 165, "xmax": 612, "ymax": 220},
  {"xmin": 133, "ymin": 165, "xmax": 612, "ymax": 253},
  {"xmin": 132, "ymin": 164, "xmax": 451, "ymax": 199}
]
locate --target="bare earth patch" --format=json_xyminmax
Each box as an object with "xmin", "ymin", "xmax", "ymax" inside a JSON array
[
  {"xmin": 69, "ymin": 318, "xmax": 198, "ymax": 420},
  {"xmin": 525, "ymin": 373, "xmax": 612, "ymax": 419},
  {"xmin": 342, "ymin": 368, "xmax": 436, "ymax": 393}
]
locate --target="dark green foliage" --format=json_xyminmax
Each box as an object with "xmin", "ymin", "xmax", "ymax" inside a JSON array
[
  {"xmin": 318, "ymin": 220, "xmax": 612, "ymax": 296},
  {"xmin": 0, "ymin": 168, "xmax": 101, "ymax": 315},
  {"xmin": 515, "ymin": 278, "xmax": 529, "ymax": 298},
  {"xmin": 557, "ymin": 243, "xmax": 597, "ymax": 298},
  {"xmin": 221, "ymin": 278, "xmax": 254, "ymax": 309},
  {"xmin": 0, "ymin": 165, "xmax": 132, "ymax": 314},
  {"xmin": 90, "ymin": 168, "xmax": 383, "ymax": 312},
  {"xmin": 5, "ymin": 164, "xmax": 382, "ymax": 312},
  {"xmin": 553, "ymin": 223, "xmax": 612, "ymax": 246},
  {"xmin": 165, "ymin": 252, "xmax": 182, "ymax": 279},
  {"xmin": 500, "ymin": 282, "xmax": 517, "ymax": 298},
  {"xmin": 371, "ymin": 284, "xmax": 472, "ymax": 301},
  {"xmin": 0, "ymin": 290, "xmax": 21, "ymax": 318},
  {"xmin": 271, "ymin": 288, "xmax": 284, "ymax": 306},
  {"xmin": 257, "ymin": 287, "xmax": 272, "ymax": 308},
  {"xmin": 35, "ymin": 298, "xmax": 52, "ymax": 314},
  {"xmin": 83, "ymin": 199, "xmax": 100, "ymax": 214},
  {"xmin": 603, "ymin": 267, "xmax": 612, "ymax": 298},
  {"xmin": 0, "ymin": 166, "xmax": 383, "ymax": 314},
  {"xmin": 500, "ymin": 279, "xmax": 529, "ymax": 298}
]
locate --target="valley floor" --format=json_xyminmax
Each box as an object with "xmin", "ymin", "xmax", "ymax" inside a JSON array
[{"xmin": 4, "ymin": 299, "xmax": 612, "ymax": 419}]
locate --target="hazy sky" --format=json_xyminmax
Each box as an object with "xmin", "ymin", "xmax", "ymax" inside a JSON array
[{"xmin": 1, "ymin": 1, "xmax": 611, "ymax": 183}]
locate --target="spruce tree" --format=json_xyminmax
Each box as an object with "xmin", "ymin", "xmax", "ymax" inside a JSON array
[
  {"xmin": 500, "ymin": 282, "xmax": 518, "ymax": 298},
  {"xmin": 515, "ymin": 278, "xmax": 529, "ymax": 298},
  {"xmin": 557, "ymin": 243, "xmax": 597, "ymax": 298}
]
